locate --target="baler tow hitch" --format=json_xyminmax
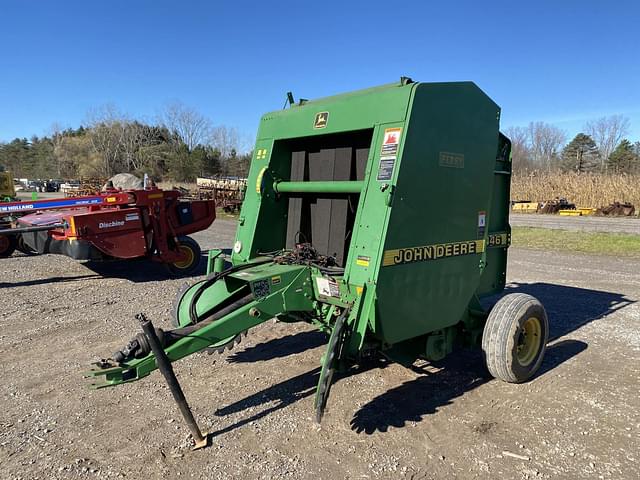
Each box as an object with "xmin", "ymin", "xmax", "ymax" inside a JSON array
[{"xmin": 86, "ymin": 247, "xmax": 357, "ymax": 448}]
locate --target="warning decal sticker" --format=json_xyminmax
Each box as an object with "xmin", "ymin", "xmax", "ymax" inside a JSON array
[
  {"xmin": 380, "ymin": 128, "xmax": 402, "ymax": 157},
  {"xmin": 315, "ymin": 277, "xmax": 341, "ymax": 298},
  {"xmin": 377, "ymin": 157, "xmax": 396, "ymax": 181},
  {"xmin": 356, "ymin": 255, "xmax": 370, "ymax": 267},
  {"xmin": 477, "ymin": 211, "xmax": 486, "ymax": 238},
  {"xmin": 377, "ymin": 128, "xmax": 402, "ymax": 181}
]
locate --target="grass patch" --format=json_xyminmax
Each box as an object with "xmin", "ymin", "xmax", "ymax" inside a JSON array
[
  {"xmin": 511, "ymin": 227, "xmax": 640, "ymax": 257},
  {"xmin": 215, "ymin": 208, "xmax": 240, "ymax": 220}
]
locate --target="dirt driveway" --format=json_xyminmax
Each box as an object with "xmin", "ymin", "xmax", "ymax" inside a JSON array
[{"xmin": 0, "ymin": 225, "xmax": 638, "ymax": 479}]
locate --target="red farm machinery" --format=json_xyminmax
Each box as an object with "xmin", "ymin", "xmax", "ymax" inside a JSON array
[{"xmin": 0, "ymin": 186, "xmax": 216, "ymax": 275}]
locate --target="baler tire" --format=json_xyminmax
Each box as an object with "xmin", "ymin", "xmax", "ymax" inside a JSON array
[
  {"xmin": 167, "ymin": 236, "xmax": 201, "ymax": 276},
  {"xmin": 0, "ymin": 234, "xmax": 17, "ymax": 258},
  {"xmin": 482, "ymin": 293, "xmax": 548, "ymax": 384}
]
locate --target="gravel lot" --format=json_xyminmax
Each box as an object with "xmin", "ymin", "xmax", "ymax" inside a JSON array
[{"xmin": 1, "ymin": 219, "xmax": 638, "ymax": 480}]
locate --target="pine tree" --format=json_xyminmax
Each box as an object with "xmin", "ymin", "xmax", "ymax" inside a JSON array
[
  {"xmin": 607, "ymin": 139, "xmax": 640, "ymax": 173},
  {"xmin": 561, "ymin": 133, "xmax": 600, "ymax": 173}
]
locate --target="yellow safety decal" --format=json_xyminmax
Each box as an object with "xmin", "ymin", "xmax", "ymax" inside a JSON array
[
  {"xmin": 271, "ymin": 275, "xmax": 281, "ymax": 285},
  {"xmin": 256, "ymin": 148, "xmax": 268, "ymax": 160},
  {"xmin": 148, "ymin": 193, "xmax": 164, "ymax": 199},
  {"xmin": 106, "ymin": 196, "xmax": 116, "ymax": 203},
  {"xmin": 255, "ymin": 167, "xmax": 267, "ymax": 194},
  {"xmin": 355, "ymin": 255, "xmax": 370, "ymax": 267},
  {"xmin": 383, "ymin": 239, "xmax": 485, "ymax": 267},
  {"xmin": 355, "ymin": 286, "xmax": 363, "ymax": 295}
]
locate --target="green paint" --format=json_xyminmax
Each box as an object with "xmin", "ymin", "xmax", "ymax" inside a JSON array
[{"xmin": 273, "ymin": 180, "xmax": 363, "ymax": 194}]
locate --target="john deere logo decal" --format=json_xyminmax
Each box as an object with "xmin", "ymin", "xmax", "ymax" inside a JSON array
[
  {"xmin": 382, "ymin": 239, "xmax": 485, "ymax": 267},
  {"xmin": 314, "ymin": 111, "xmax": 329, "ymax": 129}
]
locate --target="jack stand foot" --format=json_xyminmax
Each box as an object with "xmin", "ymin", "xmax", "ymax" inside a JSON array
[{"xmin": 192, "ymin": 433, "xmax": 209, "ymax": 450}]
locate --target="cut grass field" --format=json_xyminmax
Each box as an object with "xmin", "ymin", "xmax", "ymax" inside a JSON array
[{"xmin": 512, "ymin": 226, "xmax": 640, "ymax": 257}]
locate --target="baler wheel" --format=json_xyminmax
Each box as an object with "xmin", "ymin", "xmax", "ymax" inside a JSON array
[
  {"xmin": 167, "ymin": 236, "xmax": 201, "ymax": 276},
  {"xmin": 482, "ymin": 293, "xmax": 548, "ymax": 383},
  {"xmin": 0, "ymin": 234, "xmax": 17, "ymax": 258}
]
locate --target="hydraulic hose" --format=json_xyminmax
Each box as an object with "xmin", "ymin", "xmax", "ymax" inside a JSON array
[{"xmin": 188, "ymin": 258, "xmax": 273, "ymax": 325}]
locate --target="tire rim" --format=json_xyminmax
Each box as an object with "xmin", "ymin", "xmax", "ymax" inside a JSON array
[
  {"xmin": 517, "ymin": 316, "xmax": 542, "ymax": 366},
  {"xmin": 173, "ymin": 245, "xmax": 195, "ymax": 270}
]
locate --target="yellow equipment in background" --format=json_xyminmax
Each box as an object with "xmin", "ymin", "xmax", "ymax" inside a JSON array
[
  {"xmin": 559, "ymin": 208, "xmax": 596, "ymax": 216},
  {"xmin": 512, "ymin": 201, "xmax": 539, "ymax": 213},
  {"xmin": 0, "ymin": 172, "xmax": 16, "ymax": 200}
]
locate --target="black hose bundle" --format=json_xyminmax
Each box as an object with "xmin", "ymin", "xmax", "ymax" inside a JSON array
[{"xmin": 270, "ymin": 243, "xmax": 345, "ymax": 275}]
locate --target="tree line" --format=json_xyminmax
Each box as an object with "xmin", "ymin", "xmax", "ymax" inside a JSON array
[
  {"xmin": 2, "ymin": 107, "xmax": 639, "ymax": 181},
  {"xmin": 506, "ymin": 115, "xmax": 640, "ymax": 174},
  {"xmin": 0, "ymin": 102, "xmax": 252, "ymax": 182}
]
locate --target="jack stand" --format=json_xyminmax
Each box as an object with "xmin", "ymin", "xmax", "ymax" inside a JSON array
[{"xmin": 137, "ymin": 314, "xmax": 209, "ymax": 450}]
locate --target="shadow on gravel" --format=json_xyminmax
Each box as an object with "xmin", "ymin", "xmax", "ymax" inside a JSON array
[
  {"xmin": 350, "ymin": 340, "xmax": 587, "ymax": 434},
  {"xmin": 537, "ymin": 339, "xmax": 588, "ymax": 377},
  {"xmin": 208, "ymin": 282, "xmax": 627, "ymax": 436},
  {"xmin": 0, "ymin": 273, "xmax": 102, "ymax": 288},
  {"xmin": 227, "ymin": 330, "xmax": 328, "ymax": 363},
  {"xmin": 210, "ymin": 367, "xmax": 321, "ymax": 437},
  {"xmin": 211, "ymin": 360, "xmax": 388, "ymax": 437},
  {"xmin": 501, "ymin": 282, "xmax": 635, "ymax": 340},
  {"xmin": 81, "ymin": 253, "xmax": 208, "ymax": 282}
]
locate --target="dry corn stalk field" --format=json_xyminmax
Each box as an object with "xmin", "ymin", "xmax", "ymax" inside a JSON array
[{"xmin": 511, "ymin": 172, "xmax": 640, "ymax": 208}]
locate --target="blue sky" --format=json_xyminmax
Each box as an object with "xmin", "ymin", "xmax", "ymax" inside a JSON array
[{"xmin": 1, "ymin": 0, "xmax": 639, "ymax": 146}]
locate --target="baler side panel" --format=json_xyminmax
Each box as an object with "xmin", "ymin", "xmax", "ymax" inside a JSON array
[
  {"xmin": 344, "ymin": 122, "xmax": 405, "ymax": 289},
  {"xmin": 375, "ymin": 82, "xmax": 501, "ymax": 344},
  {"xmin": 477, "ymin": 133, "xmax": 512, "ymax": 296},
  {"xmin": 234, "ymin": 138, "xmax": 292, "ymax": 262}
]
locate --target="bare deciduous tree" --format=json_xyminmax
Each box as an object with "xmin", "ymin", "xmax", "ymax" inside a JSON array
[
  {"xmin": 159, "ymin": 101, "xmax": 211, "ymax": 152},
  {"xmin": 504, "ymin": 126, "xmax": 531, "ymax": 171},
  {"xmin": 584, "ymin": 115, "xmax": 630, "ymax": 170},
  {"xmin": 121, "ymin": 122, "xmax": 152, "ymax": 172},
  {"xmin": 85, "ymin": 104, "xmax": 129, "ymax": 176},
  {"xmin": 209, "ymin": 125, "xmax": 240, "ymax": 160},
  {"xmin": 49, "ymin": 123, "xmax": 67, "ymax": 177},
  {"xmin": 527, "ymin": 121, "xmax": 566, "ymax": 171}
]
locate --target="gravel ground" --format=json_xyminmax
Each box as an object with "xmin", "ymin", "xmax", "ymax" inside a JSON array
[
  {"xmin": 510, "ymin": 213, "xmax": 640, "ymax": 235},
  {"xmin": 1, "ymin": 220, "xmax": 639, "ymax": 480}
]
